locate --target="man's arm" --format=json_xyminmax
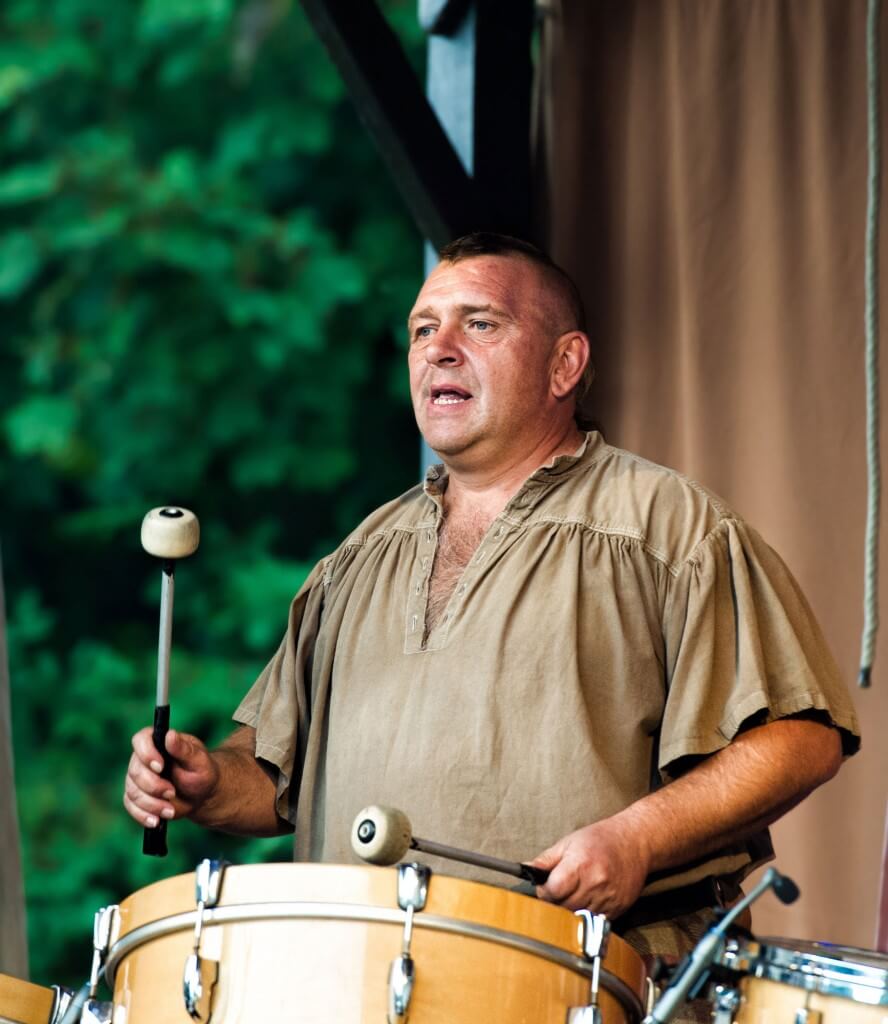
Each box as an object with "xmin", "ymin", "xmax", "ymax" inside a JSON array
[
  {"xmin": 123, "ymin": 724, "xmax": 291, "ymax": 837},
  {"xmin": 532, "ymin": 717, "xmax": 843, "ymax": 917}
]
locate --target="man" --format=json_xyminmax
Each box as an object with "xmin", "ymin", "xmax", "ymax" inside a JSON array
[{"xmin": 125, "ymin": 234, "xmax": 858, "ymax": 1015}]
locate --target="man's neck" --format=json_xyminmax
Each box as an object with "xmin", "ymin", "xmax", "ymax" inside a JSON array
[{"xmin": 440, "ymin": 423, "xmax": 586, "ymax": 520}]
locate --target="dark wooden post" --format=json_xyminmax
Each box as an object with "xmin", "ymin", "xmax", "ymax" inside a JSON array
[{"xmin": 0, "ymin": 544, "xmax": 28, "ymax": 978}]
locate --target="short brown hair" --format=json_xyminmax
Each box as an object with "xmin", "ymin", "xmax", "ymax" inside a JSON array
[{"xmin": 438, "ymin": 233, "xmax": 594, "ymax": 414}]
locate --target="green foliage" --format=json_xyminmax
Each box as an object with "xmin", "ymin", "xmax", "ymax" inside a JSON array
[{"xmin": 1, "ymin": 0, "xmax": 424, "ymax": 988}]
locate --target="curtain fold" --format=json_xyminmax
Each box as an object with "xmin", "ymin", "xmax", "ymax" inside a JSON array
[{"xmin": 541, "ymin": 0, "xmax": 887, "ymax": 947}]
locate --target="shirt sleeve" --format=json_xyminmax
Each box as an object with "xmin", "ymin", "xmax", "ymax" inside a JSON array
[
  {"xmin": 658, "ymin": 516, "xmax": 860, "ymax": 778},
  {"xmin": 232, "ymin": 559, "xmax": 327, "ymax": 824}
]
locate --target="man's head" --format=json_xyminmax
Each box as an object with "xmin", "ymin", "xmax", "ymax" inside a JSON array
[
  {"xmin": 407, "ymin": 233, "xmax": 592, "ymax": 471},
  {"xmin": 439, "ymin": 234, "xmax": 588, "ymax": 340}
]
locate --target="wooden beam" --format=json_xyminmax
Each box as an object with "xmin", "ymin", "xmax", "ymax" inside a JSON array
[
  {"xmin": 299, "ymin": 0, "xmax": 483, "ymax": 248},
  {"xmin": 472, "ymin": 0, "xmax": 535, "ymax": 239},
  {"xmin": 425, "ymin": 0, "xmax": 535, "ymax": 240},
  {"xmin": 0, "ymin": 544, "xmax": 28, "ymax": 979},
  {"xmin": 419, "ymin": 0, "xmax": 473, "ymax": 35}
]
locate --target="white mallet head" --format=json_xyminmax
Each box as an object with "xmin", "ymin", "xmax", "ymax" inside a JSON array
[
  {"xmin": 351, "ymin": 805, "xmax": 412, "ymax": 865},
  {"xmin": 141, "ymin": 507, "xmax": 200, "ymax": 560}
]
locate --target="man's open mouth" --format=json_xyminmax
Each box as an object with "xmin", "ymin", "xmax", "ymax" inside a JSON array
[{"xmin": 431, "ymin": 386, "xmax": 472, "ymax": 406}]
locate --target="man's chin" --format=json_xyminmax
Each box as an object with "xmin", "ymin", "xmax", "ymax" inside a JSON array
[{"xmin": 419, "ymin": 429, "xmax": 476, "ymax": 460}]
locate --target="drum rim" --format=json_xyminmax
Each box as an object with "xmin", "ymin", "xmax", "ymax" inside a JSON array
[
  {"xmin": 720, "ymin": 936, "xmax": 888, "ymax": 1006},
  {"xmin": 104, "ymin": 900, "xmax": 644, "ymax": 1020}
]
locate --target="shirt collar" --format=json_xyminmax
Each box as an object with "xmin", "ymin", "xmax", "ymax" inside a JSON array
[{"xmin": 421, "ymin": 431, "xmax": 602, "ymax": 514}]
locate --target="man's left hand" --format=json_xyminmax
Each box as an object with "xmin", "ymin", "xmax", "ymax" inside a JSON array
[{"xmin": 530, "ymin": 817, "xmax": 651, "ymax": 918}]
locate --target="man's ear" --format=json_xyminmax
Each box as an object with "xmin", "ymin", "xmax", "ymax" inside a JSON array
[{"xmin": 550, "ymin": 331, "xmax": 591, "ymax": 399}]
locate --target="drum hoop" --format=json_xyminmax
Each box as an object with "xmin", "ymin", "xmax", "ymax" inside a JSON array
[
  {"xmin": 721, "ymin": 940, "xmax": 888, "ymax": 1007},
  {"xmin": 105, "ymin": 901, "xmax": 644, "ymax": 1020}
]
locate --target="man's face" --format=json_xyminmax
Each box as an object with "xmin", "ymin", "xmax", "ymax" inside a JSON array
[{"xmin": 407, "ymin": 255, "xmax": 565, "ymax": 469}]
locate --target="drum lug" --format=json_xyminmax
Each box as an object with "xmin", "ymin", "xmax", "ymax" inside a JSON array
[
  {"xmin": 645, "ymin": 976, "xmax": 658, "ymax": 1015},
  {"xmin": 80, "ymin": 998, "xmax": 114, "ymax": 1024},
  {"xmin": 50, "ymin": 985, "xmax": 74, "ymax": 1024},
  {"xmin": 793, "ymin": 1011, "xmax": 822, "ymax": 1024},
  {"xmin": 566, "ymin": 1006, "xmax": 604, "ymax": 1024},
  {"xmin": 88, "ymin": 905, "xmax": 120, "ymax": 999},
  {"xmin": 576, "ymin": 911, "xmax": 610, "ymax": 961},
  {"xmin": 396, "ymin": 862, "xmax": 430, "ymax": 914},
  {"xmin": 184, "ymin": 952, "xmax": 219, "ymax": 1022},
  {"xmin": 567, "ymin": 911, "xmax": 611, "ymax": 1023},
  {"xmin": 387, "ymin": 863, "xmax": 430, "ymax": 1024},
  {"xmin": 183, "ymin": 858, "xmax": 226, "ymax": 1021},
  {"xmin": 387, "ymin": 953, "xmax": 416, "ymax": 1024},
  {"xmin": 712, "ymin": 983, "xmax": 742, "ymax": 1024}
]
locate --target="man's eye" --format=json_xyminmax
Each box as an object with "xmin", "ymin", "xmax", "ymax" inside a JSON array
[
  {"xmin": 413, "ymin": 325, "xmax": 435, "ymax": 341},
  {"xmin": 470, "ymin": 320, "xmax": 492, "ymax": 331}
]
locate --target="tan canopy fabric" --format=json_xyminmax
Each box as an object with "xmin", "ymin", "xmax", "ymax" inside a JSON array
[
  {"xmin": 540, "ymin": 0, "xmax": 887, "ymax": 948},
  {"xmin": 0, "ymin": 552, "xmax": 28, "ymax": 978}
]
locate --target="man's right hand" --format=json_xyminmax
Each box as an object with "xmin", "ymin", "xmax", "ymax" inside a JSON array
[{"xmin": 123, "ymin": 727, "xmax": 219, "ymax": 828}]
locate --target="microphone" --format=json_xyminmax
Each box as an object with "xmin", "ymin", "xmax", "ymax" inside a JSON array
[
  {"xmin": 771, "ymin": 871, "xmax": 800, "ymax": 905},
  {"xmin": 641, "ymin": 867, "xmax": 799, "ymax": 1024}
]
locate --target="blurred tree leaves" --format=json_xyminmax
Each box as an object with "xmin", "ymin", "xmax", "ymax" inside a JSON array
[{"xmin": 2, "ymin": 0, "xmax": 423, "ymax": 986}]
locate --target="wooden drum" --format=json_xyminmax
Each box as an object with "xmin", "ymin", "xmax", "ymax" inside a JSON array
[
  {"xmin": 103, "ymin": 863, "xmax": 648, "ymax": 1023},
  {"xmin": 0, "ymin": 974, "xmax": 58, "ymax": 1024},
  {"xmin": 717, "ymin": 937, "xmax": 888, "ymax": 1022}
]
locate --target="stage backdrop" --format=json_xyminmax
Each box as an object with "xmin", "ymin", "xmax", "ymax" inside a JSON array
[{"xmin": 540, "ymin": 0, "xmax": 887, "ymax": 947}]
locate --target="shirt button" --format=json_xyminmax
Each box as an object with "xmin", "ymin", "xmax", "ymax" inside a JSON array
[
  {"xmin": 457, "ymin": 584, "xmax": 466, "ymax": 595},
  {"xmin": 426, "ymin": 530, "xmax": 434, "ymax": 543},
  {"xmin": 493, "ymin": 527, "xmax": 504, "ymax": 539}
]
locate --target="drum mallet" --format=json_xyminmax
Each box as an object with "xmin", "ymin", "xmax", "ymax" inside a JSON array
[
  {"xmin": 140, "ymin": 506, "xmax": 200, "ymax": 857},
  {"xmin": 351, "ymin": 805, "xmax": 550, "ymax": 886}
]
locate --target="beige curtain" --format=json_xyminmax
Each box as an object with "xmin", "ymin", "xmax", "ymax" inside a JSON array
[
  {"xmin": 0, "ymin": 551, "xmax": 28, "ymax": 977},
  {"xmin": 541, "ymin": 0, "xmax": 887, "ymax": 948}
]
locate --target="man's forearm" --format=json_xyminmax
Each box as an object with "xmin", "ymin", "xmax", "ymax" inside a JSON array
[
  {"xmin": 192, "ymin": 727, "xmax": 292, "ymax": 837},
  {"xmin": 615, "ymin": 718, "xmax": 843, "ymax": 875}
]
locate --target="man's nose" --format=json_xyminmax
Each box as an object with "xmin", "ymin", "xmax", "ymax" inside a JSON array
[{"xmin": 424, "ymin": 324, "xmax": 463, "ymax": 365}]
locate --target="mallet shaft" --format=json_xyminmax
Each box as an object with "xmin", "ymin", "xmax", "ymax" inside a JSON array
[
  {"xmin": 410, "ymin": 835, "xmax": 549, "ymax": 886},
  {"xmin": 155, "ymin": 561, "xmax": 174, "ymax": 707}
]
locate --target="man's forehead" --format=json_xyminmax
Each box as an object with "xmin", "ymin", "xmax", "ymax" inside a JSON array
[
  {"xmin": 409, "ymin": 301, "xmax": 509, "ymax": 326},
  {"xmin": 410, "ymin": 254, "xmax": 542, "ymax": 315}
]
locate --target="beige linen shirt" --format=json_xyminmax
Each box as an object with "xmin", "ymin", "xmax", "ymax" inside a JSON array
[{"xmin": 234, "ymin": 432, "xmax": 859, "ymax": 896}]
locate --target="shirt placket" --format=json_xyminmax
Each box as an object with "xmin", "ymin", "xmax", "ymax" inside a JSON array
[
  {"xmin": 404, "ymin": 522, "xmax": 439, "ymax": 653},
  {"xmin": 403, "ymin": 457, "xmax": 582, "ymax": 653},
  {"xmin": 404, "ymin": 467, "xmax": 444, "ymax": 653},
  {"xmin": 420, "ymin": 517, "xmax": 515, "ymax": 652}
]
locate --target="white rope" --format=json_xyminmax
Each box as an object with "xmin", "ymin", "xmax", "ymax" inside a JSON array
[{"xmin": 859, "ymin": 0, "xmax": 882, "ymax": 687}]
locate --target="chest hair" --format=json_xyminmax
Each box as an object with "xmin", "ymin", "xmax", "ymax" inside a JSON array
[{"xmin": 425, "ymin": 507, "xmax": 492, "ymax": 636}]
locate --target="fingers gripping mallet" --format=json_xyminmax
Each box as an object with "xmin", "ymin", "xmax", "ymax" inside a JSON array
[{"xmin": 140, "ymin": 506, "xmax": 199, "ymax": 856}]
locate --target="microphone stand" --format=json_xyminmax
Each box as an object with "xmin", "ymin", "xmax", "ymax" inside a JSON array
[{"xmin": 641, "ymin": 867, "xmax": 799, "ymax": 1024}]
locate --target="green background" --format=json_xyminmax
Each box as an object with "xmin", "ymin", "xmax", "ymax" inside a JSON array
[{"xmin": 2, "ymin": 0, "xmax": 424, "ymax": 987}]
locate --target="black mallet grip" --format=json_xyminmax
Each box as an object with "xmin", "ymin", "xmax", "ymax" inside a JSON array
[{"xmin": 142, "ymin": 703, "xmax": 173, "ymax": 856}]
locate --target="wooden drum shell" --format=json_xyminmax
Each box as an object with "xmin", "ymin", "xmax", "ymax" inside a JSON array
[
  {"xmin": 107, "ymin": 863, "xmax": 648, "ymax": 1023},
  {"xmin": 735, "ymin": 976, "xmax": 888, "ymax": 1023},
  {"xmin": 0, "ymin": 974, "xmax": 56, "ymax": 1024}
]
